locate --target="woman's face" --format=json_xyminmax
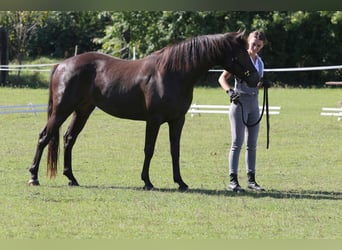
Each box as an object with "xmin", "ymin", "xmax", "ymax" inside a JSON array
[{"xmin": 248, "ymin": 37, "xmax": 264, "ymax": 55}]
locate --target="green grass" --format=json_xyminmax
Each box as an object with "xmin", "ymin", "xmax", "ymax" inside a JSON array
[{"xmin": 0, "ymin": 87, "xmax": 341, "ymax": 239}]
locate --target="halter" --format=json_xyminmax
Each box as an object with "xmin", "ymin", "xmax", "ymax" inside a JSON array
[{"xmin": 230, "ymin": 56, "xmax": 256, "ymax": 86}]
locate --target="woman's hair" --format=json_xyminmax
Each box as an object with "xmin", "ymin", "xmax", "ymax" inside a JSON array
[{"xmin": 248, "ymin": 31, "xmax": 267, "ymax": 44}]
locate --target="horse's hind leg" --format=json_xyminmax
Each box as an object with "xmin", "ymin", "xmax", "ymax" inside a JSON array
[
  {"xmin": 63, "ymin": 106, "xmax": 94, "ymax": 186},
  {"xmin": 28, "ymin": 114, "xmax": 68, "ymax": 185},
  {"xmin": 28, "ymin": 126, "xmax": 50, "ymax": 185}
]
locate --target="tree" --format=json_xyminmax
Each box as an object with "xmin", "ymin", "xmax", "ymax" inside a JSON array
[
  {"xmin": 95, "ymin": 11, "xmax": 254, "ymax": 59},
  {"xmin": 0, "ymin": 27, "xmax": 9, "ymax": 84},
  {"xmin": 0, "ymin": 11, "xmax": 48, "ymax": 64},
  {"xmin": 94, "ymin": 11, "xmax": 165, "ymax": 58},
  {"xmin": 29, "ymin": 11, "xmax": 112, "ymax": 58},
  {"xmin": 1, "ymin": 11, "xmax": 341, "ymax": 87}
]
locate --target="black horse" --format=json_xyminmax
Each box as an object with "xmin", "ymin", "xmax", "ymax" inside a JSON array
[{"xmin": 28, "ymin": 31, "xmax": 259, "ymax": 191}]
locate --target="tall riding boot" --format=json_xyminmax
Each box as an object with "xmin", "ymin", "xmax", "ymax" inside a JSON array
[
  {"xmin": 228, "ymin": 173, "xmax": 245, "ymax": 192},
  {"xmin": 247, "ymin": 172, "xmax": 265, "ymax": 191}
]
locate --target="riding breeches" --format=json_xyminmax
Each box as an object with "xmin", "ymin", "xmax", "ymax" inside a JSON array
[{"xmin": 228, "ymin": 94, "xmax": 260, "ymax": 175}]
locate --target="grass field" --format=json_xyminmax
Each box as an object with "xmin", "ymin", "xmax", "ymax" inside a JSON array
[{"xmin": 0, "ymin": 86, "xmax": 341, "ymax": 239}]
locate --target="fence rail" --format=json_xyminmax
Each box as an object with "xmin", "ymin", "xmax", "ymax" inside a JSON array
[
  {"xmin": 188, "ymin": 104, "xmax": 281, "ymax": 116},
  {"xmin": 320, "ymin": 107, "xmax": 342, "ymax": 121},
  {"xmin": 1, "ymin": 63, "xmax": 342, "ymax": 73},
  {"xmin": 0, "ymin": 63, "xmax": 55, "ymax": 72},
  {"xmin": 0, "ymin": 103, "xmax": 282, "ymax": 117},
  {"xmin": 4, "ymin": 103, "xmax": 342, "ymax": 123},
  {"xmin": 0, "ymin": 104, "xmax": 47, "ymax": 115}
]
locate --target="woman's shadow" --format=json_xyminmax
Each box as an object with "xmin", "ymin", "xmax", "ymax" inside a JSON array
[{"xmin": 182, "ymin": 187, "xmax": 342, "ymax": 200}]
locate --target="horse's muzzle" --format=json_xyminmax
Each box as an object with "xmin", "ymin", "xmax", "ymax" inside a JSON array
[{"xmin": 245, "ymin": 71, "xmax": 260, "ymax": 88}]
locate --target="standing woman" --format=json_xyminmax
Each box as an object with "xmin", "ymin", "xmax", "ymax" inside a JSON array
[{"xmin": 218, "ymin": 30, "xmax": 268, "ymax": 192}]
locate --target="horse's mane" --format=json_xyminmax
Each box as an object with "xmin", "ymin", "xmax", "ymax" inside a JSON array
[{"xmin": 155, "ymin": 32, "xmax": 247, "ymax": 71}]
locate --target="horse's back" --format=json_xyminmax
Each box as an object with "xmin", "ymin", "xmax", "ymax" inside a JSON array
[
  {"xmin": 49, "ymin": 51, "xmax": 189, "ymax": 122},
  {"xmin": 50, "ymin": 52, "xmax": 152, "ymax": 120}
]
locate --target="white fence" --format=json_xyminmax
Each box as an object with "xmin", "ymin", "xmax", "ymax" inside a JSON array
[
  {"xmin": 0, "ymin": 63, "xmax": 55, "ymax": 72},
  {"xmin": 1, "ymin": 63, "xmax": 342, "ymax": 73},
  {"xmin": 0, "ymin": 64, "xmax": 340, "ymax": 120},
  {"xmin": 0, "ymin": 103, "xmax": 281, "ymax": 116},
  {"xmin": 0, "ymin": 104, "xmax": 47, "ymax": 115},
  {"xmin": 209, "ymin": 65, "xmax": 342, "ymax": 73},
  {"xmin": 3, "ymin": 104, "xmax": 342, "ymax": 123},
  {"xmin": 188, "ymin": 104, "xmax": 281, "ymax": 117},
  {"xmin": 320, "ymin": 107, "xmax": 342, "ymax": 121}
]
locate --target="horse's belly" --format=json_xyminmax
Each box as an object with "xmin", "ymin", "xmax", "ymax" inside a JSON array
[{"xmin": 96, "ymin": 103, "xmax": 147, "ymax": 121}]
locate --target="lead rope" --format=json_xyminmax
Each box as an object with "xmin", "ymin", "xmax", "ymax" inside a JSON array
[
  {"xmin": 265, "ymin": 87, "xmax": 270, "ymax": 149},
  {"xmin": 236, "ymin": 86, "xmax": 270, "ymax": 149}
]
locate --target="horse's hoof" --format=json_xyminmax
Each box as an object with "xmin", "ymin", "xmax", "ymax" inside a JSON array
[
  {"xmin": 143, "ymin": 184, "xmax": 154, "ymax": 191},
  {"xmin": 178, "ymin": 184, "xmax": 189, "ymax": 192},
  {"xmin": 28, "ymin": 179, "xmax": 40, "ymax": 186},
  {"xmin": 68, "ymin": 180, "xmax": 79, "ymax": 186}
]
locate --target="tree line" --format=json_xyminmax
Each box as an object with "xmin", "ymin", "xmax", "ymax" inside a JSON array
[{"xmin": 1, "ymin": 11, "xmax": 341, "ymax": 87}]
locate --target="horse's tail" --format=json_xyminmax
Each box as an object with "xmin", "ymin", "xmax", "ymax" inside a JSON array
[{"xmin": 47, "ymin": 64, "xmax": 59, "ymax": 179}]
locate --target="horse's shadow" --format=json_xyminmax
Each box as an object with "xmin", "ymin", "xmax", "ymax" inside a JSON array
[{"xmin": 81, "ymin": 185, "xmax": 342, "ymax": 201}]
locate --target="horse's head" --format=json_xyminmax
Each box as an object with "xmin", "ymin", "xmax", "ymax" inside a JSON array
[{"xmin": 223, "ymin": 31, "xmax": 260, "ymax": 87}]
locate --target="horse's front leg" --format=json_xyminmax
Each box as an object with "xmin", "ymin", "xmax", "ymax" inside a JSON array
[
  {"xmin": 141, "ymin": 120, "xmax": 161, "ymax": 190},
  {"xmin": 168, "ymin": 116, "xmax": 188, "ymax": 191}
]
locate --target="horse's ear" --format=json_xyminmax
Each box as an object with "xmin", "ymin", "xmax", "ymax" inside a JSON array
[
  {"xmin": 236, "ymin": 29, "xmax": 246, "ymax": 38},
  {"xmin": 235, "ymin": 30, "xmax": 248, "ymax": 48}
]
